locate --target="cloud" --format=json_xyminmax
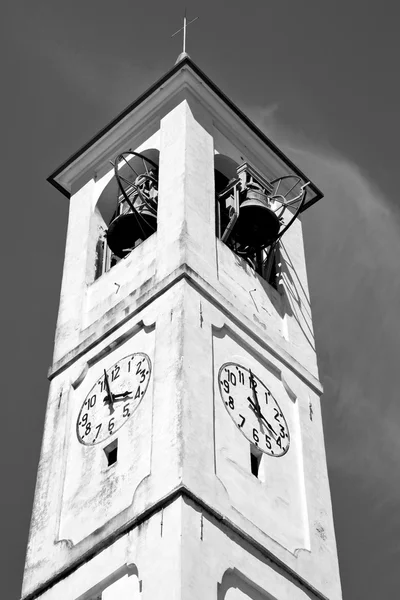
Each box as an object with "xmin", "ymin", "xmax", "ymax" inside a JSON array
[{"xmin": 249, "ymin": 105, "xmax": 400, "ymax": 502}]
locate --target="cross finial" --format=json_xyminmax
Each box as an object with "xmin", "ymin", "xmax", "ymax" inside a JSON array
[{"xmin": 171, "ymin": 9, "xmax": 199, "ymax": 57}]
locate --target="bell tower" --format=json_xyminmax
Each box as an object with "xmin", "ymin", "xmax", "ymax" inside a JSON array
[{"xmin": 21, "ymin": 57, "xmax": 342, "ymax": 600}]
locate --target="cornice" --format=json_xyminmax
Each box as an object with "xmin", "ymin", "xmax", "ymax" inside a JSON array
[
  {"xmin": 21, "ymin": 484, "xmax": 328, "ymax": 600},
  {"xmin": 48, "ymin": 263, "xmax": 323, "ymax": 396},
  {"xmin": 47, "ymin": 58, "xmax": 322, "ymax": 209}
]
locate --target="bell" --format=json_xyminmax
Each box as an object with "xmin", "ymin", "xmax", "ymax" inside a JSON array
[
  {"xmin": 234, "ymin": 187, "xmax": 280, "ymax": 247},
  {"xmin": 106, "ymin": 209, "xmax": 157, "ymax": 258}
]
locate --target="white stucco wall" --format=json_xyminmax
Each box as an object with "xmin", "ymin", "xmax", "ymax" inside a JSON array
[{"xmin": 22, "ymin": 86, "xmax": 341, "ymax": 600}]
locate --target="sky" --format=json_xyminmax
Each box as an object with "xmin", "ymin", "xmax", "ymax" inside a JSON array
[{"xmin": 1, "ymin": 1, "xmax": 400, "ymax": 598}]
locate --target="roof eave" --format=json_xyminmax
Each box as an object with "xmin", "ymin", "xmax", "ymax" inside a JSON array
[{"xmin": 47, "ymin": 56, "xmax": 323, "ymax": 209}]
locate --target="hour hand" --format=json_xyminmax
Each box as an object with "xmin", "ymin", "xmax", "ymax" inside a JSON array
[{"xmin": 112, "ymin": 391, "xmax": 132, "ymax": 401}]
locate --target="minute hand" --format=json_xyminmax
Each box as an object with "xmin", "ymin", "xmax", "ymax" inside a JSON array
[
  {"xmin": 103, "ymin": 369, "xmax": 115, "ymax": 414},
  {"xmin": 249, "ymin": 370, "xmax": 261, "ymax": 412},
  {"xmin": 248, "ymin": 397, "xmax": 278, "ymax": 440},
  {"xmin": 258, "ymin": 411, "xmax": 278, "ymax": 439}
]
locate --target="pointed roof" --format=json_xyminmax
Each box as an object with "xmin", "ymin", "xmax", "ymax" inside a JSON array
[{"xmin": 48, "ymin": 56, "xmax": 322, "ymax": 210}]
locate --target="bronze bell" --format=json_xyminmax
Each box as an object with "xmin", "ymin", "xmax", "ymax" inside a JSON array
[
  {"xmin": 234, "ymin": 186, "xmax": 280, "ymax": 247},
  {"xmin": 106, "ymin": 208, "xmax": 157, "ymax": 258}
]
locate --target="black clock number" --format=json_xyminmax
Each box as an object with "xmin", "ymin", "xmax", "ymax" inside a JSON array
[
  {"xmin": 274, "ymin": 408, "xmax": 281, "ymax": 422},
  {"xmin": 123, "ymin": 404, "xmax": 130, "ymax": 418},
  {"xmin": 228, "ymin": 396, "xmax": 235, "ymax": 410},
  {"xmin": 93, "ymin": 424, "xmax": 102, "ymax": 442},
  {"xmin": 279, "ymin": 424, "xmax": 286, "ymax": 438},
  {"xmin": 238, "ymin": 414, "xmax": 246, "ymax": 428},
  {"xmin": 111, "ymin": 365, "xmax": 120, "ymax": 381},
  {"xmin": 249, "ymin": 376, "xmax": 257, "ymax": 390},
  {"xmin": 253, "ymin": 428, "xmax": 259, "ymax": 444},
  {"xmin": 222, "ymin": 379, "xmax": 230, "ymax": 394},
  {"xmin": 81, "ymin": 413, "xmax": 88, "ymax": 426},
  {"xmin": 108, "ymin": 418, "xmax": 115, "ymax": 434},
  {"xmin": 265, "ymin": 434, "xmax": 272, "ymax": 449},
  {"xmin": 85, "ymin": 422, "xmax": 92, "ymax": 436},
  {"xmin": 84, "ymin": 394, "xmax": 96, "ymax": 408},
  {"xmin": 276, "ymin": 436, "xmax": 282, "ymax": 449},
  {"xmin": 224, "ymin": 368, "xmax": 237, "ymax": 386}
]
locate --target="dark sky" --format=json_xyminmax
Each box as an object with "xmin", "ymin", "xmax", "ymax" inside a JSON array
[{"xmin": 2, "ymin": 2, "xmax": 400, "ymax": 599}]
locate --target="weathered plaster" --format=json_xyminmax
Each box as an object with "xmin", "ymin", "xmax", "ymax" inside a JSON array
[{"xmin": 22, "ymin": 70, "xmax": 341, "ymax": 600}]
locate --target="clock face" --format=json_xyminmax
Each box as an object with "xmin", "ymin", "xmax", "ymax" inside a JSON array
[
  {"xmin": 76, "ymin": 353, "xmax": 151, "ymax": 446},
  {"xmin": 218, "ymin": 362, "xmax": 290, "ymax": 457}
]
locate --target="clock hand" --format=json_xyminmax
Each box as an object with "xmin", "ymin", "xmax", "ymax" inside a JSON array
[
  {"xmin": 264, "ymin": 420, "xmax": 277, "ymax": 437},
  {"xmin": 103, "ymin": 369, "xmax": 115, "ymax": 414},
  {"xmin": 249, "ymin": 370, "xmax": 261, "ymax": 413},
  {"xmin": 110, "ymin": 391, "xmax": 132, "ymax": 402},
  {"xmin": 248, "ymin": 370, "xmax": 266, "ymax": 434},
  {"xmin": 248, "ymin": 371, "xmax": 280, "ymax": 441},
  {"xmin": 247, "ymin": 397, "xmax": 278, "ymax": 441}
]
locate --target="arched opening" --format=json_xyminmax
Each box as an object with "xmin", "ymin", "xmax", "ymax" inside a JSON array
[
  {"xmin": 94, "ymin": 149, "xmax": 159, "ymax": 279},
  {"xmin": 214, "ymin": 153, "xmax": 280, "ymax": 289}
]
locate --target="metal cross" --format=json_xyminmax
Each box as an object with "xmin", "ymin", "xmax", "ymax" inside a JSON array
[{"xmin": 171, "ymin": 10, "xmax": 199, "ymax": 54}]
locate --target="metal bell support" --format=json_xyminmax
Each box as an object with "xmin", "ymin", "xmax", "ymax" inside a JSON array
[{"xmin": 106, "ymin": 152, "xmax": 158, "ymax": 258}]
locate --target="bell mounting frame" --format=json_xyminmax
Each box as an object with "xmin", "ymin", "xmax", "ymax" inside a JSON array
[
  {"xmin": 218, "ymin": 165, "xmax": 310, "ymax": 249},
  {"xmin": 106, "ymin": 150, "xmax": 159, "ymax": 258}
]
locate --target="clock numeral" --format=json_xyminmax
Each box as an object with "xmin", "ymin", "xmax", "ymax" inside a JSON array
[
  {"xmin": 84, "ymin": 394, "xmax": 97, "ymax": 408},
  {"xmin": 249, "ymin": 376, "xmax": 258, "ymax": 390},
  {"xmin": 85, "ymin": 422, "xmax": 92, "ymax": 436},
  {"xmin": 139, "ymin": 369, "xmax": 148, "ymax": 383},
  {"xmin": 276, "ymin": 436, "xmax": 282, "ymax": 449},
  {"xmin": 238, "ymin": 414, "xmax": 246, "ymax": 428},
  {"xmin": 265, "ymin": 390, "xmax": 270, "ymax": 404},
  {"xmin": 136, "ymin": 359, "xmax": 145, "ymax": 375},
  {"xmin": 108, "ymin": 418, "xmax": 115, "ymax": 434},
  {"xmin": 98, "ymin": 379, "xmax": 106, "ymax": 392},
  {"xmin": 111, "ymin": 365, "xmax": 120, "ymax": 381},
  {"xmin": 253, "ymin": 428, "xmax": 259, "ymax": 444},
  {"xmin": 265, "ymin": 435, "xmax": 272, "ymax": 449},
  {"xmin": 224, "ymin": 368, "xmax": 237, "ymax": 386},
  {"xmin": 134, "ymin": 386, "xmax": 141, "ymax": 400},
  {"xmin": 221, "ymin": 379, "xmax": 230, "ymax": 394},
  {"xmin": 279, "ymin": 424, "xmax": 286, "ymax": 438},
  {"xmin": 93, "ymin": 424, "xmax": 102, "ymax": 442},
  {"xmin": 228, "ymin": 396, "xmax": 235, "ymax": 410},
  {"xmin": 237, "ymin": 370, "xmax": 245, "ymax": 385},
  {"xmin": 80, "ymin": 413, "xmax": 89, "ymax": 426},
  {"xmin": 274, "ymin": 408, "xmax": 281, "ymax": 422},
  {"xmin": 123, "ymin": 404, "xmax": 130, "ymax": 418}
]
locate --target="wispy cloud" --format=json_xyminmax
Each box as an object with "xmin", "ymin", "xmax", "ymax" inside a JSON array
[{"xmin": 249, "ymin": 105, "xmax": 400, "ymax": 503}]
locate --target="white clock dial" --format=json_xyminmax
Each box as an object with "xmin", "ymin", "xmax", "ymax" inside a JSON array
[
  {"xmin": 218, "ymin": 362, "xmax": 290, "ymax": 457},
  {"xmin": 76, "ymin": 353, "xmax": 151, "ymax": 446}
]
